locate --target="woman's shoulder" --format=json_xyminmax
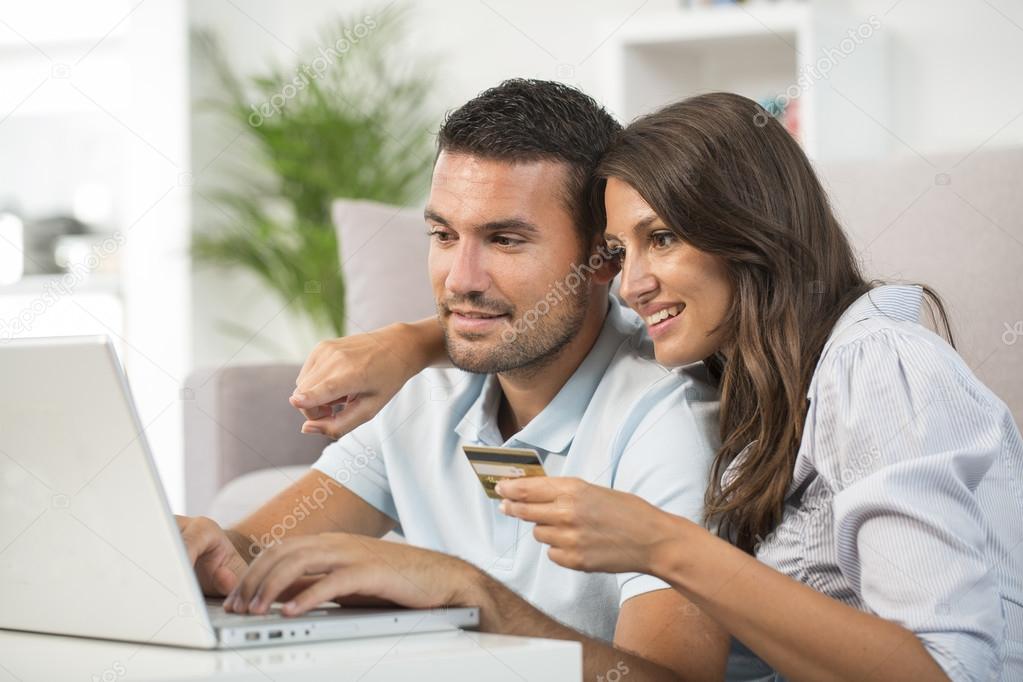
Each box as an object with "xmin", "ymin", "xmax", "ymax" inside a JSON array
[
  {"xmin": 810, "ymin": 285, "xmax": 998, "ymax": 414},
  {"xmin": 798, "ymin": 286, "xmax": 1013, "ymax": 492}
]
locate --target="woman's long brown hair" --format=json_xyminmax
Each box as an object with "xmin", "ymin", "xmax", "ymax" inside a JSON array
[{"xmin": 594, "ymin": 93, "xmax": 952, "ymax": 553}]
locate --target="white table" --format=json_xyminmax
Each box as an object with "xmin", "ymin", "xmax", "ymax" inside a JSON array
[{"xmin": 0, "ymin": 628, "xmax": 581, "ymax": 681}]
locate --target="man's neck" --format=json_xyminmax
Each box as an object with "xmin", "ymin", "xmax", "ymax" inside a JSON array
[{"xmin": 495, "ymin": 294, "xmax": 609, "ymax": 441}]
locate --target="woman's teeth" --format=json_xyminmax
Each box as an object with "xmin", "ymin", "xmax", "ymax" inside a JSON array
[{"xmin": 644, "ymin": 305, "xmax": 683, "ymax": 326}]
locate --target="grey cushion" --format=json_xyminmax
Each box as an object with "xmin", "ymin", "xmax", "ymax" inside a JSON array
[
  {"xmin": 183, "ymin": 363, "xmax": 332, "ymax": 515},
  {"xmin": 207, "ymin": 465, "xmax": 311, "ymax": 528},
  {"xmin": 333, "ymin": 198, "xmax": 436, "ymax": 335}
]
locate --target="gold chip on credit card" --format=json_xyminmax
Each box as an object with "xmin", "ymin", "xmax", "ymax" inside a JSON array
[{"xmin": 462, "ymin": 445, "xmax": 546, "ymax": 499}]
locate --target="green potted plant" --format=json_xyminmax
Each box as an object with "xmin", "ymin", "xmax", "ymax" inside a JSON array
[{"xmin": 192, "ymin": 7, "xmax": 435, "ymax": 341}]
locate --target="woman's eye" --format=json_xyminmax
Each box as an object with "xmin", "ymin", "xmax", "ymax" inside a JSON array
[
  {"xmin": 651, "ymin": 231, "xmax": 676, "ymax": 249},
  {"xmin": 606, "ymin": 244, "xmax": 625, "ymax": 260}
]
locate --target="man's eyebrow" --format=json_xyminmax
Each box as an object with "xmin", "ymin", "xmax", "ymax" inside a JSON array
[
  {"xmin": 424, "ymin": 208, "xmax": 448, "ymax": 226},
  {"xmin": 423, "ymin": 209, "xmax": 540, "ymax": 235},
  {"xmin": 478, "ymin": 218, "xmax": 540, "ymax": 234}
]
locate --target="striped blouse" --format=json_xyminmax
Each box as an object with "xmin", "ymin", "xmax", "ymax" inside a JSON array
[{"xmin": 724, "ymin": 285, "xmax": 1023, "ymax": 681}]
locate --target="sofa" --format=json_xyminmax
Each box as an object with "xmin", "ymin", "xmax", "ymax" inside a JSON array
[
  {"xmin": 184, "ymin": 198, "xmax": 436, "ymax": 522},
  {"xmin": 183, "ymin": 147, "xmax": 1023, "ymax": 523}
]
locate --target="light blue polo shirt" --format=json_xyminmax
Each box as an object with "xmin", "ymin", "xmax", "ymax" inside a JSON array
[{"xmin": 313, "ymin": 296, "xmax": 719, "ymax": 641}]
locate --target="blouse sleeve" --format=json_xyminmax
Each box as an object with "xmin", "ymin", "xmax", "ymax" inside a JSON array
[{"xmin": 809, "ymin": 325, "xmax": 1005, "ymax": 682}]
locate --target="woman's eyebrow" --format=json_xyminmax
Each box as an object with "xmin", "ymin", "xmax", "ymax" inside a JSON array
[{"xmin": 630, "ymin": 215, "xmax": 660, "ymax": 234}]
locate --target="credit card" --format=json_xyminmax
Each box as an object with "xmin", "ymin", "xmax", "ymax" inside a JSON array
[{"xmin": 462, "ymin": 444, "xmax": 546, "ymax": 499}]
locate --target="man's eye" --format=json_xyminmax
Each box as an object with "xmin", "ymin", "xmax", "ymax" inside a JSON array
[
  {"xmin": 427, "ymin": 229, "xmax": 455, "ymax": 243},
  {"xmin": 493, "ymin": 235, "xmax": 524, "ymax": 247}
]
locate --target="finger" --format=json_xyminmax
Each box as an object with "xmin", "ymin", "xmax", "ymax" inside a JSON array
[
  {"xmin": 274, "ymin": 575, "xmax": 321, "ymax": 604},
  {"xmin": 532, "ymin": 523, "xmax": 571, "ymax": 547},
  {"xmin": 282, "ymin": 568, "xmax": 377, "ymax": 617},
  {"xmin": 295, "ymin": 359, "xmax": 317, "ymax": 388},
  {"xmin": 227, "ymin": 541, "xmax": 308, "ymax": 613},
  {"xmin": 495, "ymin": 476, "xmax": 567, "ymax": 503},
  {"xmin": 249, "ymin": 551, "xmax": 331, "ymax": 614},
  {"xmin": 303, "ymin": 399, "xmax": 376, "ymax": 440},
  {"xmin": 212, "ymin": 565, "xmax": 240, "ymax": 596},
  {"xmin": 180, "ymin": 518, "xmax": 224, "ymax": 568},
  {"xmin": 179, "ymin": 522, "xmax": 206, "ymax": 567},
  {"xmin": 213, "ymin": 540, "xmax": 250, "ymax": 595},
  {"xmin": 500, "ymin": 500, "xmax": 570, "ymax": 526},
  {"xmin": 295, "ymin": 342, "xmax": 328, "ymax": 386},
  {"xmin": 298, "ymin": 398, "xmax": 349, "ymax": 430},
  {"xmin": 546, "ymin": 547, "xmax": 582, "ymax": 571},
  {"xmin": 190, "ymin": 537, "xmax": 245, "ymax": 597},
  {"xmin": 294, "ymin": 370, "xmax": 359, "ymax": 408},
  {"xmin": 290, "ymin": 394, "xmax": 328, "ymax": 417}
]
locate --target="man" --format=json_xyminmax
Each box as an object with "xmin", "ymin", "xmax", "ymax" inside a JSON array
[{"xmin": 179, "ymin": 79, "xmax": 726, "ymax": 679}]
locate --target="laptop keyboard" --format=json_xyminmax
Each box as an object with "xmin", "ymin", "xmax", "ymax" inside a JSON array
[{"xmin": 205, "ymin": 599, "xmax": 337, "ymax": 625}]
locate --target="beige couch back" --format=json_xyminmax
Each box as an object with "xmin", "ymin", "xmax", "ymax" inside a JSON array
[{"xmin": 821, "ymin": 146, "xmax": 1023, "ymax": 424}]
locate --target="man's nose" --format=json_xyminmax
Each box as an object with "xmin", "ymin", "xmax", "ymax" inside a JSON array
[{"xmin": 444, "ymin": 239, "xmax": 491, "ymax": 295}]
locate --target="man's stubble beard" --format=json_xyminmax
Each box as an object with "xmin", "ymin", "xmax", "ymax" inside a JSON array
[{"xmin": 441, "ymin": 288, "xmax": 590, "ymax": 379}]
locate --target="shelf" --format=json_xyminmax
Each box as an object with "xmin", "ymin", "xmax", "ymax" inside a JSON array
[
  {"xmin": 0, "ymin": 272, "xmax": 122, "ymax": 297},
  {"xmin": 617, "ymin": 3, "xmax": 809, "ymax": 48},
  {"xmin": 610, "ymin": 1, "xmax": 887, "ymax": 160}
]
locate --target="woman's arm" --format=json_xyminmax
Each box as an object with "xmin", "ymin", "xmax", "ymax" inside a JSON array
[
  {"xmin": 291, "ymin": 316, "xmax": 445, "ymax": 439},
  {"xmin": 650, "ymin": 516, "xmax": 950, "ymax": 682},
  {"xmin": 498, "ymin": 477, "xmax": 950, "ymax": 682}
]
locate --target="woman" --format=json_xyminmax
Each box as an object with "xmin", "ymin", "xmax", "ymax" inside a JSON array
[{"xmin": 293, "ymin": 93, "xmax": 1022, "ymax": 680}]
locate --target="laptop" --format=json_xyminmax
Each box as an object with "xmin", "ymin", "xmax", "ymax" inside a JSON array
[{"xmin": 0, "ymin": 336, "xmax": 478, "ymax": 648}]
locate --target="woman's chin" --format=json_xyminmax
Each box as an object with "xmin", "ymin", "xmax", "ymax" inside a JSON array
[
  {"xmin": 653, "ymin": 336, "xmax": 716, "ymax": 368},
  {"xmin": 653, "ymin": 343, "xmax": 690, "ymax": 368}
]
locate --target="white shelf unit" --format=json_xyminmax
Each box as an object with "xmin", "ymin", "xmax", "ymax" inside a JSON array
[
  {"xmin": 610, "ymin": 2, "xmax": 888, "ymax": 160},
  {"xmin": 0, "ymin": 1, "xmax": 192, "ymax": 510}
]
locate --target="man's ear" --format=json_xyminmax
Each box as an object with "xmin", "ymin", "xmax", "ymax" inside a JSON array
[{"xmin": 589, "ymin": 241, "xmax": 621, "ymax": 285}]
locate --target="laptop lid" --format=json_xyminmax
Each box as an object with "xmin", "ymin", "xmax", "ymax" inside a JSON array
[{"xmin": 0, "ymin": 336, "xmax": 218, "ymax": 647}]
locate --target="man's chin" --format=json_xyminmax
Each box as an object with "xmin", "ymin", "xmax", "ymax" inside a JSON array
[{"xmin": 445, "ymin": 337, "xmax": 511, "ymax": 374}]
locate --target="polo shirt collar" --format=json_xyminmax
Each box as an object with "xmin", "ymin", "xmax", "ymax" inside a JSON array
[{"xmin": 455, "ymin": 296, "xmax": 633, "ymax": 455}]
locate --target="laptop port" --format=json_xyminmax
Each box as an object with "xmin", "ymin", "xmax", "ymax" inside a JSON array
[
  {"xmin": 268, "ymin": 630, "xmax": 283, "ymax": 639},
  {"xmin": 245, "ymin": 631, "xmax": 261, "ymax": 641}
]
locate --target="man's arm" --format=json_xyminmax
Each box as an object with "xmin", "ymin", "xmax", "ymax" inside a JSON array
[
  {"xmin": 220, "ymin": 532, "xmax": 728, "ymax": 681},
  {"xmin": 465, "ymin": 570, "xmax": 728, "ymax": 681},
  {"xmin": 231, "ymin": 469, "xmax": 396, "ymax": 557},
  {"xmin": 179, "ymin": 469, "xmax": 394, "ymax": 597}
]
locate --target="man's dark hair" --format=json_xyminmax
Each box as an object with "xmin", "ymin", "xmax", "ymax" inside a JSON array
[{"xmin": 437, "ymin": 78, "xmax": 621, "ymax": 247}]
